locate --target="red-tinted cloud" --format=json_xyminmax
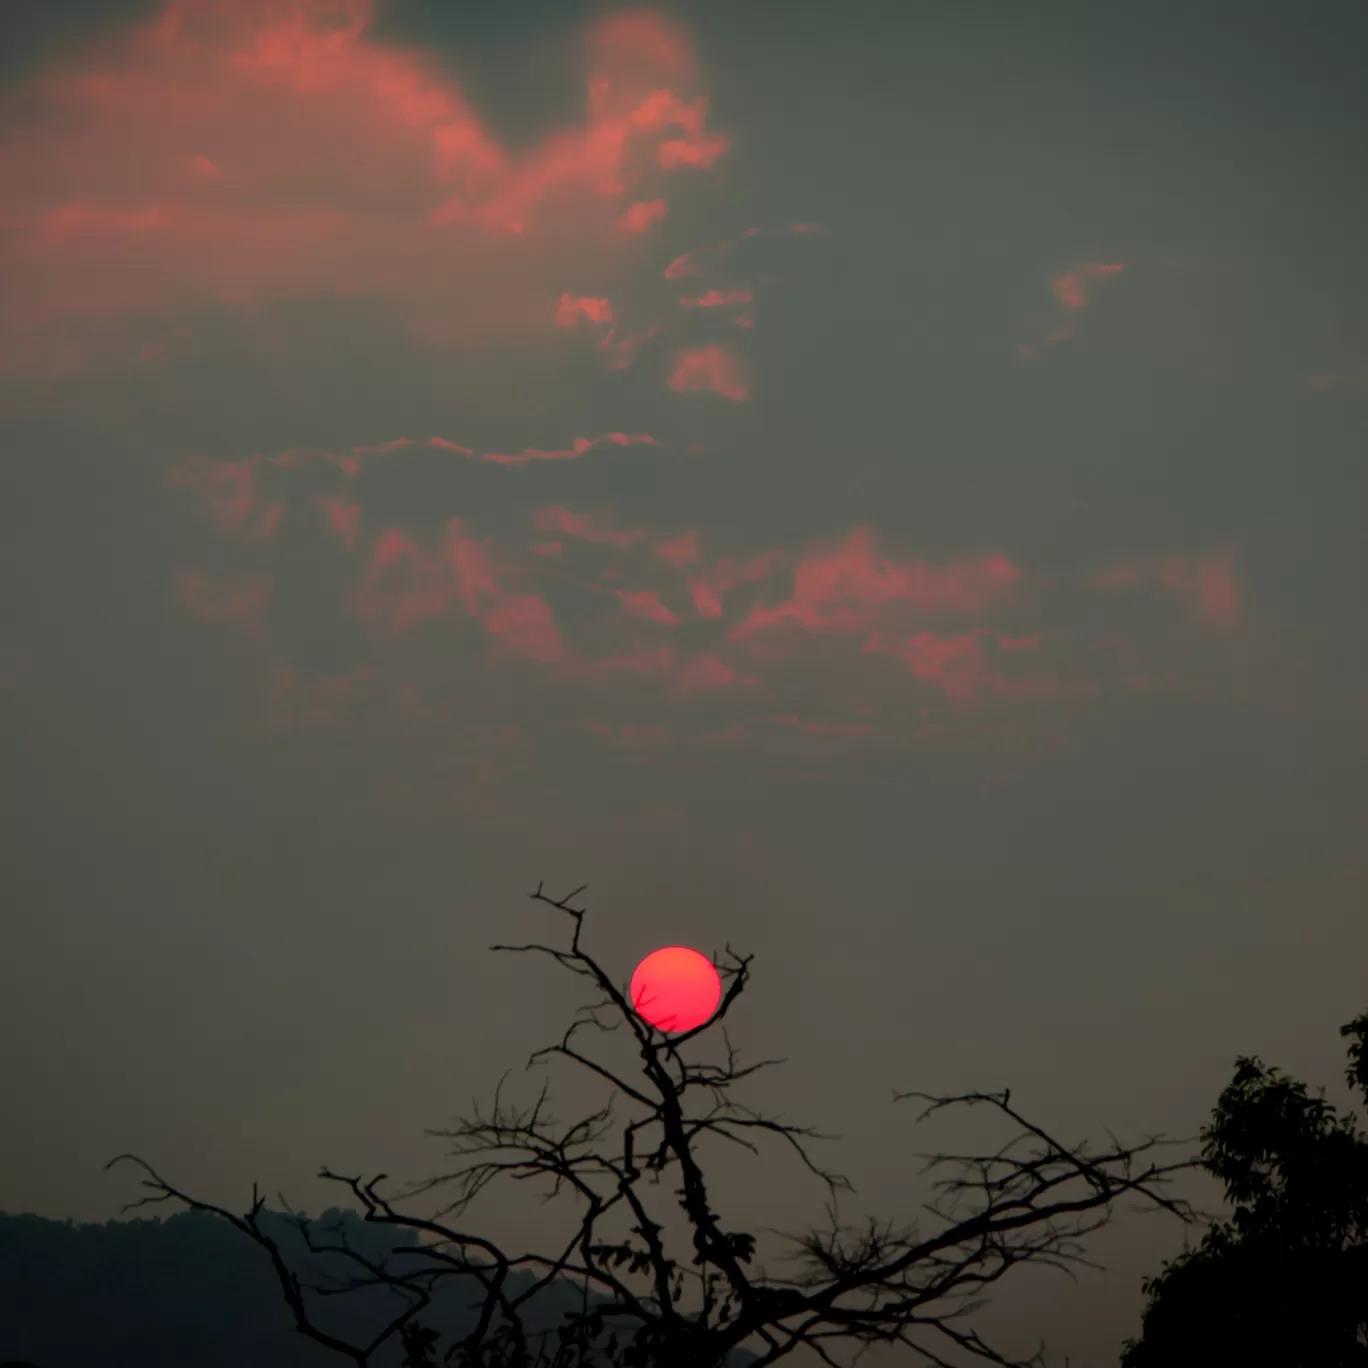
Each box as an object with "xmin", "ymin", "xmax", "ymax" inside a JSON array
[
  {"xmin": 662, "ymin": 241, "xmax": 730, "ymax": 279},
  {"xmin": 619, "ymin": 198, "xmax": 667, "ymax": 232},
  {"xmin": 677, "ymin": 652, "xmax": 754, "ymax": 694},
  {"xmin": 0, "ymin": 0, "xmax": 730, "ymax": 378},
  {"xmin": 668, "ymin": 345, "xmax": 749, "ymax": 401},
  {"xmin": 1051, "ymin": 262, "xmax": 1125, "ymax": 311},
  {"xmin": 1091, "ymin": 549, "xmax": 1240, "ymax": 626},
  {"xmin": 473, "ymin": 432, "xmax": 658, "ymax": 466},
  {"xmin": 351, "ymin": 521, "xmax": 564, "ymax": 660},
  {"xmin": 168, "ymin": 455, "xmax": 271, "ymax": 535},
  {"xmin": 730, "ymin": 529, "xmax": 1020, "ymax": 640},
  {"xmin": 683, "ymin": 549, "xmax": 785, "ymax": 620},
  {"xmin": 680, "ymin": 288, "xmax": 752, "ymax": 309},
  {"xmin": 655, "ymin": 531, "xmax": 700, "ymax": 567},
  {"xmin": 597, "ymin": 324, "xmax": 658, "ymax": 372},
  {"xmin": 612, "ymin": 589, "xmax": 679, "ymax": 625},
  {"xmin": 865, "ymin": 629, "xmax": 1095, "ymax": 703},
  {"xmin": 534, "ymin": 506, "xmax": 647, "ymax": 548},
  {"xmin": 320, "ymin": 493, "xmax": 360, "ymax": 550},
  {"xmin": 556, "ymin": 293, "xmax": 614, "ymax": 327}
]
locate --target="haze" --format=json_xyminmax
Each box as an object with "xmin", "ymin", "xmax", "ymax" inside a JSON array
[{"xmin": 2, "ymin": 1, "xmax": 1366, "ymax": 1363}]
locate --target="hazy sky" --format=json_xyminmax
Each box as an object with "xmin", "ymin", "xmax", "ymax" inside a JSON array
[{"xmin": 3, "ymin": 1, "xmax": 1366, "ymax": 1363}]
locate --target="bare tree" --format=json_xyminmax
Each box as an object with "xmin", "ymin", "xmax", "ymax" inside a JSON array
[{"xmin": 109, "ymin": 882, "xmax": 1202, "ymax": 1368}]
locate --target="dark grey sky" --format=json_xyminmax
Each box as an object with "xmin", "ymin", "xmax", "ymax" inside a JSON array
[{"xmin": 2, "ymin": 1, "xmax": 1366, "ymax": 1363}]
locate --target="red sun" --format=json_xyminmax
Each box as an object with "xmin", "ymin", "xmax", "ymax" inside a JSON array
[{"xmin": 630, "ymin": 946, "xmax": 721, "ymax": 1033}]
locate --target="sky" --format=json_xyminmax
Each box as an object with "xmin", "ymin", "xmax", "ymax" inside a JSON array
[{"xmin": 2, "ymin": 0, "xmax": 1366, "ymax": 1362}]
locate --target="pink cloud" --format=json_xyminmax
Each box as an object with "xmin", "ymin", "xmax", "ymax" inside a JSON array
[
  {"xmin": 472, "ymin": 431, "xmax": 658, "ymax": 466},
  {"xmin": 1051, "ymin": 262, "xmax": 1125, "ymax": 311},
  {"xmin": 864, "ymin": 631, "xmax": 998, "ymax": 702},
  {"xmin": 662, "ymin": 240, "xmax": 732, "ymax": 280},
  {"xmin": 677, "ymin": 653, "xmax": 755, "ymax": 694},
  {"xmin": 683, "ymin": 549, "xmax": 785, "ymax": 620},
  {"xmin": 572, "ymin": 644, "xmax": 677, "ymax": 685},
  {"xmin": 612, "ymin": 588, "xmax": 679, "ymax": 626},
  {"xmin": 320, "ymin": 493, "xmax": 359, "ymax": 550},
  {"xmin": 534, "ymin": 506, "xmax": 647, "ymax": 548},
  {"xmin": 619, "ymin": 198, "xmax": 667, "ymax": 232},
  {"xmin": 0, "ymin": 0, "xmax": 730, "ymax": 379},
  {"xmin": 482, "ymin": 592, "xmax": 564, "ymax": 662},
  {"xmin": 350, "ymin": 520, "xmax": 564, "ymax": 660},
  {"xmin": 864, "ymin": 629, "xmax": 1091, "ymax": 703},
  {"xmin": 655, "ymin": 531, "xmax": 700, "ymax": 567},
  {"xmin": 426, "ymin": 437, "xmax": 476, "ymax": 457},
  {"xmin": 680, "ymin": 288, "xmax": 752, "ymax": 309},
  {"xmin": 556, "ymin": 293, "xmax": 614, "ymax": 327},
  {"xmin": 668, "ymin": 345, "xmax": 749, "ymax": 401},
  {"xmin": 597, "ymin": 324, "xmax": 658, "ymax": 371},
  {"xmin": 1091, "ymin": 549, "xmax": 1240, "ymax": 626},
  {"xmin": 167, "ymin": 455, "xmax": 262, "ymax": 534},
  {"xmin": 690, "ymin": 581, "xmax": 723, "ymax": 618},
  {"xmin": 729, "ymin": 529, "xmax": 1020, "ymax": 640}
]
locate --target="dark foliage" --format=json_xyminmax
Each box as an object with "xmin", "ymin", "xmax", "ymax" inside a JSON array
[{"xmin": 1122, "ymin": 1012, "xmax": 1368, "ymax": 1366}]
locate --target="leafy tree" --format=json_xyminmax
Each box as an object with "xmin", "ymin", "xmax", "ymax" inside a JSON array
[
  {"xmin": 1121, "ymin": 1011, "xmax": 1368, "ymax": 1366},
  {"xmin": 111, "ymin": 883, "xmax": 1200, "ymax": 1368}
]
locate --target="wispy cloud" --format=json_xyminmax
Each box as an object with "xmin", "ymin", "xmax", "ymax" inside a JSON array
[{"xmin": 668, "ymin": 345, "xmax": 749, "ymax": 401}]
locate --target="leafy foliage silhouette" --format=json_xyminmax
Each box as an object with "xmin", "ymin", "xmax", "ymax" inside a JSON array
[
  {"xmin": 110, "ymin": 883, "xmax": 1201, "ymax": 1367},
  {"xmin": 1121, "ymin": 1011, "xmax": 1368, "ymax": 1366}
]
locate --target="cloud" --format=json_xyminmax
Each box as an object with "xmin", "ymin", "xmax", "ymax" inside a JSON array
[
  {"xmin": 676, "ymin": 653, "xmax": 755, "ymax": 694},
  {"xmin": 1050, "ymin": 262, "xmax": 1125, "ymax": 312},
  {"xmin": 684, "ymin": 549, "xmax": 785, "ymax": 620},
  {"xmin": 350, "ymin": 520, "xmax": 564, "ymax": 660},
  {"xmin": 556, "ymin": 293, "xmax": 614, "ymax": 327},
  {"xmin": 467, "ymin": 431, "xmax": 659, "ymax": 466},
  {"xmin": 612, "ymin": 589, "xmax": 680, "ymax": 626},
  {"xmin": 167, "ymin": 455, "xmax": 272, "ymax": 536},
  {"xmin": 662, "ymin": 241, "xmax": 731, "ymax": 279},
  {"xmin": 668, "ymin": 345, "xmax": 749, "ymax": 401},
  {"xmin": 680, "ymin": 288, "xmax": 752, "ymax": 308},
  {"xmin": 1091, "ymin": 549, "xmax": 1240, "ymax": 626},
  {"xmin": 534, "ymin": 506, "xmax": 647, "ymax": 548},
  {"xmin": 655, "ymin": 531, "xmax": 700, "ymax": 567},
  {"xmin": 319, "ymin": 494, "xmax": 360, "ymax": 550},
  {"xmin": 0, "ymin": 0, "xmax": 730, "ymax": 379},
  {"xmin": 729, "ymin": 529, "xmax": 1021, "ymax": 640},
  {"xmin": 619, "ymin": 198, "xmax": 667, "ymax": 233},
  {"xmin": 597, "ymin": 324, "xmax": 658, "ymax": 372}
]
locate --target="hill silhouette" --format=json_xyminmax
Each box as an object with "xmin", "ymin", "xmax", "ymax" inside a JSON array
[{"xmin": 1, "ymin": 1206, "xmax": 750, "ymax": 1367}]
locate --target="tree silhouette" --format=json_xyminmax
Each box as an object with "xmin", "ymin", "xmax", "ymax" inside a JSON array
[
  {"xmin": 1121, "ymin": 1011, "xmax": 1368, "ymax": 1367},
  {"xmin": 110, "ymin": 883, "xmax": 1200, "ymax": 1368}
]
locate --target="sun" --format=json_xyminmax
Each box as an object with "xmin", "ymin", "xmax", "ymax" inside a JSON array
[{"xmin": 630, "ymin": 946, "xmax": 721, "ymax": 1033}]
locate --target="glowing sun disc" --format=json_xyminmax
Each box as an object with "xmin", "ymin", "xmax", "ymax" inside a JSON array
[{"xmin": 630, "ymin": 946, "xmax": 721, "ymax": 1033}]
